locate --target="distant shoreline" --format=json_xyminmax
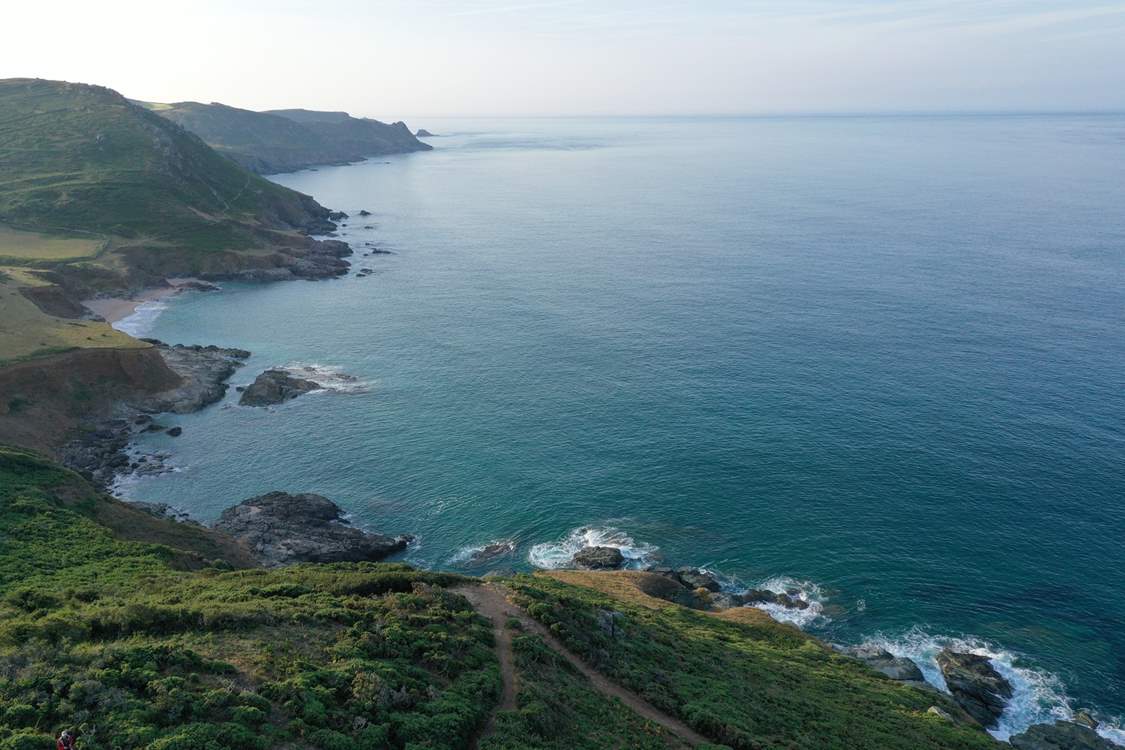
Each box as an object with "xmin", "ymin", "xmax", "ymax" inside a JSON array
[{"xmin": 83, "ymin": 277, "xmax": 215, "ymax": 325}]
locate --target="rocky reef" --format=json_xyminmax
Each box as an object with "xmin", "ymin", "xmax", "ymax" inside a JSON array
[
  {"xmin": 238, "ymin": 369, "xmax": 322, "ymax": 407},
  {"xmin": 936, "ymin": 649, "xmax": 1014, "ymax": 728},
  {"xmin": 212, "ymin": 491, "xmax": 412, "ymax": 566}
]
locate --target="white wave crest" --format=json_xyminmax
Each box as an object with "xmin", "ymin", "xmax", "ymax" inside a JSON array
[
  {"xmin": 279, "ymin": 363, "xmax": 372, "ymax": 394},
  {"xmin": 449, "ymin": 539, "xmax": 518, "ymax": 566},
  {"xmin": 528, "ymin": 526, "xmax": 658, "ymax": 570},
  {"xmin": 115, "ymin": 299, "xmax": 170, "ymax": 337},
  {"xmin": 859, "ymin": 628, "xmax": 1124, "ymax": 744},
  {"xmin": 741, "ymin": 576, "xmax": 827, "ymax": 629}
]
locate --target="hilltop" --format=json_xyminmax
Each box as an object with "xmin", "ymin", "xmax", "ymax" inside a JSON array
[
  {"xmin": 0, "ymin": 445, "xmax": 1002, "ymax": 750},
  {"xmin": 143, "ymin": 101, "xmax": 431, "ymax": 175},
  {"xmin": 0, "ymin": 78, "xmax": 346, "ymax": 297}
]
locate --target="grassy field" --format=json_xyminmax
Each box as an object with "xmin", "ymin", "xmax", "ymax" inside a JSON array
[
  {"xmin": 0, "ymin": 225, "xmax": 103, "ymax": 262},
  {"xmin": 0, "ymin": 270, "xmax": 141, "ymax": 364}
]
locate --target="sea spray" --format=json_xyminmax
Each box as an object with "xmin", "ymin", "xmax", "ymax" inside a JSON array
[
  {"xmin": 860, "ymin": 628, "xmax": 1125, "ymax": 744},
  {"xmin": 528, "ymin": 526, "xmax": 658, "ymax": 569}
]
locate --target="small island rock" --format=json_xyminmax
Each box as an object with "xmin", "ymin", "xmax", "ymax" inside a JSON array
[
  {"xmin": 572, "ymin": 545, "xmax": 625, "ymax": 569},
  {"xmin": 239, "ymin": 369, "xmax": 321, "ymax": 406},
  {"xmin": 213, "ymin": 491, "xmax": 411, "ymax": 567}
]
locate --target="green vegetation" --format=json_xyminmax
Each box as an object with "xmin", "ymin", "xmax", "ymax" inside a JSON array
[
  {"xmin": 0, "ymin": 226, "xmax": 102, "ymax": 262},
  {"xmin": 143, "ymin": 101, "xmax": 431, "ymax": 175},
  {"xmin": 0, "ymin": 78, "xmax": 327, "ymax": 260},
  {"xmin": 0, "ymin": 447, "xmax": 498, "ymax": 750},
  {"xmin": 0, "ymin": 271, "xmax": 141, "ymax": 364},
  {"xmin": 483, "ymin": 631, "xmax": 682, "ymax": 750},
  {"xmin": 507, "ymin": 572, "xmax": 997, "ymax": 750}
]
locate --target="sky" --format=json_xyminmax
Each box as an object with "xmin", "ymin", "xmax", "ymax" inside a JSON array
[{"xmin": 2, "ymin": 0, "xmax": 1124, "ymax": 118}]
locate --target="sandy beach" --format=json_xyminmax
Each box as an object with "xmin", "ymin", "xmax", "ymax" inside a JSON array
[{"xmin": 83, "ymin": 278, "xmax": 213, "ymax": 325}]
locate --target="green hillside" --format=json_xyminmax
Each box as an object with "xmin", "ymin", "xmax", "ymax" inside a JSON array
[
  {"xmin": 0, "ymin": 446, "xmax": 999, "ymax": 750},
  {"xmin": 144, "ymin": 101, "xmax": 431, "ymax": 175},
  {"xmin": 0, "ymin": 79, "xmax": 334, "ymax": 283}
]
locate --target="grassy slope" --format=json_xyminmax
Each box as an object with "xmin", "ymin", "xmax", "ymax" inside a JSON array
[
  {"xmin": 508, "ymin": 571, "xmax": 998, "ymax": 750},
  {"xmin": 144, "ymin": 101, "xmax": 430, "ymax": 175},
  {"xmin": 0, "ymin": 78, "xmax": 326, "ymax": 253},
  {"xmin": 0, "ymin": 269, "xmax": 141, "ymax": 364},
  {"xmin": 0, "ymin": 447, "xmax": 498, "ymax": 750}
]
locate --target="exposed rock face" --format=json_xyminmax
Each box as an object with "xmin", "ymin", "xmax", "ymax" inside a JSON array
[
  {"xmin": 935, "ymin": 649, "xmax": 1012, "ymax": 727},
  {"xmin": 572, "ymin": 546, "xmax": 625, "ymax": 569},
  {"xmin": 239, "ymin": 369, "xmax": 322, "ymax": 406},
  {"xmin": 213, "ymin": 491, "xmax": 412, "ymax": 566},
  {"xmin": 131, "ymin": 342, "xmax": 250, "ymax": 414},
  {"xmin": 1010, "ymin": 721, "xmax": 1117, "ymax": 750},
  {"xmin": 843, "ymin": 645, "xmax": 926, "ymax": 684},
  {"xmin": 58, "ymin": 343, "xmax": 249, "ymax": 487},
  {"xmin": 675, "ymin": 567, "xmax": 722, "ymax": 592}
]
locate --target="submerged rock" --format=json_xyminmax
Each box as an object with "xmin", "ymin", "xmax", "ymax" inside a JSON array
[
  {"xmin": 935, "ymin": 649, "xmax": 1012, "ymax": 727},
  {"xmin": 1010, "ymin": 721, "xmax": 1117, "ymax": 750},
  {"xmin": 213, "ymin": 491, "xmax": 412, "ymax": 566},
  {"xmin": 843, "ymin": 645, "xmax": 925, "ymax": 684},
  {"xmin": 572, "ymin": 546, "xmax": 625, "ymax": 569},
  {"xmin": 239, "ymin": 369, "xmax": 321, "ymax": 406}
]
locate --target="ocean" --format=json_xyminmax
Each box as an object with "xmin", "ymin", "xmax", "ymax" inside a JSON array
[{"xmin": 116, "ymin": 114, "xmax": 1125, "ymax": 740}]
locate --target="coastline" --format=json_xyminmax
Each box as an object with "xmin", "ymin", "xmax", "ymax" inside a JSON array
[{"xmin": 82, "ymin": 277, "xmax": 218, "ymax": 326}]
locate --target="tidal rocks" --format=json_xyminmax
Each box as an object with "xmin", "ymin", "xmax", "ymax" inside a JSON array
[
  {"xmin": 239, "ymin": 369, "xmax": 321, "ymax": 407},
  {"xmin": 572, "ymin": 546, "xmax": 625, "ymax": 569},
  {"xmin": 935, "ymin": 649, "xmax": 1012, "ymax": 727},
  {"xmin": 1010, "ymin": 721, "xmax": 1117, "ymax": 750},
  {"xmin": 213, "ymin": 491, "xmax": 411, "ymax": 567},
  {"xmin": 133, "ymin": 342, "xmax": 251, "ymax": 414},
  {"xmin": 651, "ymin": 567, "xmax": 722, "ymax": 592},
  {"xmin": 740, "ymin": 588, "xmax": 811, "ymax": 610},
  {"xmin": 358, "ymin": 209, "xmax": 373, "ymax": 216},
  {"xmin": 467, "ymin": 540, "xmax": 517, "ymax": 565},
  {"xmin": 843, "ymin": 645, "xmax": 925, "ymax": 684},
  {"xmin": 60, "ymin": 343, "xmax": 249, "ymax": 487},
  {"xmin": 166, "ymin": 426, "xmax": 182, "ymax": 437}
]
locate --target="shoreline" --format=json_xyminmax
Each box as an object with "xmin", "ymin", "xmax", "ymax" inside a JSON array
[{"xmin": 83, "ymin": 277, "xmax": 218, "ymax": 326}]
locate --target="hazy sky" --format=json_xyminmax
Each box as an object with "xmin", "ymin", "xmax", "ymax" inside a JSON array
[{"xmin": 3, "ymin": 0, "xmax": 1124, "ymax": 118}]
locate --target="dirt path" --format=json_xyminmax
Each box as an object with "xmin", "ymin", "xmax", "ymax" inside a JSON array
[{"xmin": 453, "ymin": 583, "xmax": 709, "ymax": 748}]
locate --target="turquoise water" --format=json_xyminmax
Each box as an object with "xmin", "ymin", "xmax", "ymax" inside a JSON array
[{"xmin": 122, "ymin": 115, "xmax": 1125, "ymax": 738}]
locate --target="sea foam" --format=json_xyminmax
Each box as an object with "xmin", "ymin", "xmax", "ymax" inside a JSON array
[
  {"xmin": 528, "ymin": 526, "xmax": 658, "ymax": 570},
  {"xmin": 860, "ymin": 628, "xmax": 1124, "ymax": 744}
]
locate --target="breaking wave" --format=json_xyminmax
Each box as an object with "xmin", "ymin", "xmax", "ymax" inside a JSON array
[
  {"xmin": 528, "ymin": 526, "xmax": 658, "ymax": 570},
  {"xmin": 279, "ymin": 363, "xmax": 372, "ymax": 394},
  {"xmin": 737, "ymin": 575, "xmax": 827, "ymax": 629},
  {"xmin": 860, "ymin": 628, "xmax": 1124, "ymax": 744},
  {"xmin": 116, "ymin": 299, "xmax": 170, "ymax": 337}
]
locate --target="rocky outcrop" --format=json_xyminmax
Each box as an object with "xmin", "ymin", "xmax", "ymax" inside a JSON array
[
  {"xmin": 842, "ymin": 645, "xmax": 926, "ymax": 684},
  {"xmin": 212, "ymin": 491, "xmax": 411, "ymax": 566},
  {"xmin": 238, "ymin": 369, "xmax": 321, "ymax": 407},
  {"xmin": 572, "ymin": 546, "xmax": 625, "ymax": 569},
  {"xmin": 59, "ymin": 343, "xmax": 247, "ymax": 486},
  {"xmin": 1010, "ymin": 721, "xmax": 1116, "ymax": 750},
  {"xmin": 195, "ymin": 238, "xmax": 352, "ymax": 283},
  {"xmin": 416, "ymin": 129, "xmax": 435, "ymax": 137},
  {"xmin": 935, "ymin": 649, "xmax": 1012, "ymax": 727},
  {"xmin": 740, "ymin": 588, "xmax": 811, "ymax": 610},
  {"xmin": 467, "ymin": 540, "xmax": 517, "ymax": 565}
]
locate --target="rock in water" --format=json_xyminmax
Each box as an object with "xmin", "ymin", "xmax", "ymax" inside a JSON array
[
  {"xmin": 935, "ymin": 649, "xmax": 1012, "ymax": 727},
  {"xmin": 416, "ymin": 128, "xmax": 435, "ymax": 137},
  {"xmin": 675, "ymin": 567, "xmax": 722, "ymax": 592},
  {"xmin": 239, "ymin": 369, "xmax": 321, "ymax": 406},
  {"xmin": 843, "ymin": 645, "xmax": 926, "ymax": 684},
  {"xmin": 1010, "ymin": 721, "xmax": 1117, "ymax": 750},
  {"xmin": 213, "ymin": 491, "xmax": 411, "ymax": 566},
  {"xmin": 571, "ymin": 545, "xmax": 625, "ymax": 569}
]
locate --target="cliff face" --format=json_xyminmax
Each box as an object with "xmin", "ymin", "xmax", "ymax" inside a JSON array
[
  {"xmin": 145, "ymin": 101, "xmax": 432, "ymax": 175},
  {"xmin": 0, "ymin": 346, "xmax": 180, "ymax": 456}
]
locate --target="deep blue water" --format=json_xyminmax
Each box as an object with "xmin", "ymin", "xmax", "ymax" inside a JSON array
[{"xmin": 121, "ymin": 115, "xmax": 1125, "ymax": 739}]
